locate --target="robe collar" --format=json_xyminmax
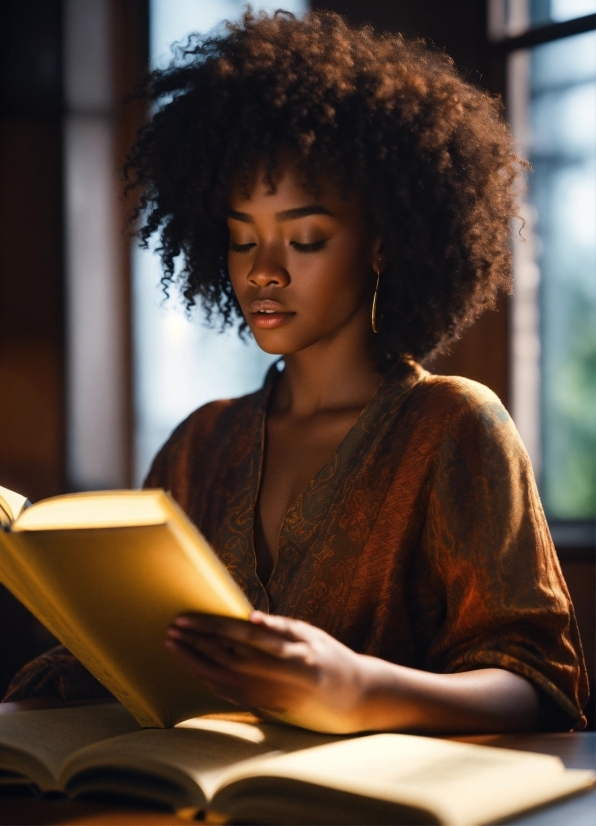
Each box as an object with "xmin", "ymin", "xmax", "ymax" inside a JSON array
[{"xmin": 213, "ymin": 358, "xmax": 426, "ymax": 612}]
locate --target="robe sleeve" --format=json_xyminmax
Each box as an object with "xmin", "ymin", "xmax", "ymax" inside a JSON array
[
  {"xmin": 420, "ymin": 385, "xmax": 589, "ymax": 730},
  {"xmin": 2, "ymin": 646, "xmax": 112, "ymax": 703}
]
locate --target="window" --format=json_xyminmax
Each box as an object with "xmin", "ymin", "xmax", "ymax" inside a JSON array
[
  {"xmin": 491, "ymin": 1, "xmax": 596, "ymax": 538},
  {"xmin": 134, "ymin": 1, "xmax": 307, "ymax": 485},
  {"xmin": 64, "ymin": 0, "xmax": 128, "ymax": 490}
]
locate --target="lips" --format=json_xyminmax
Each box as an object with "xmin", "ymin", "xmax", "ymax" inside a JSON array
[
  {"xmin": 249, "ymin": 299, "xmax": 295, "ymax": 329},
  {"xmin": 249, "ymin": 299, "xmax": 289, "ymax": 313}
]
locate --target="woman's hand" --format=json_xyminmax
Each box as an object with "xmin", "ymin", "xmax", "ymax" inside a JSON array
[
  {"xmin": 166, "ymin": 611, "xmax": 542, "ymax": 735},
  {"xmin": 165, "ymin": 611, "xmax": 367, "ymax": 733}
]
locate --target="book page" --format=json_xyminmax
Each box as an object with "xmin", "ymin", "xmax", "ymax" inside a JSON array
[
  {"xmin": 0, "ymin": 704, "xmax": 140, "ymax": 792},
  {"xmin": 0, "ymin": 497, "xmax": 12, "ymax": 529},
  {"xmin": 0, "ymin": 532, "xmax": 80, "ymax": 660},
  {"xmin": 0, "ymin": 531, "xmax": 124, "ymax": 710},
  {"xmin": 12, "ymin": 490, "xmax": 170, "ymax": 531},
  {"xmin": 0, "ymin": 485, "xmax": 28, "ymax": 526},
  {"xmin": 61, "ymin": 717, "xmax": 338, "ymax": 811},
  {"xmin": 212, "ymin": 733, "xmax": 596, "ymax": 826}
]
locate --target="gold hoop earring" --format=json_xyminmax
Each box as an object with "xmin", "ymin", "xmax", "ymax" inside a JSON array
[{"xmin": 371, "ymin": 268, "xmax": 382, "ymax": 334}]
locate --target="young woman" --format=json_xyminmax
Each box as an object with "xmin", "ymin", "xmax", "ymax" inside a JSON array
[{"xmin": 4, "ymin": 10, "xmax": 587, "ymax": 733}]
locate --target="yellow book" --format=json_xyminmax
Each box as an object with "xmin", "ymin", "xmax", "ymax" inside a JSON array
[
  {"xmin": 0, "ymin": 704, "xmax": 594, "ymax": 825},
  {"xmin": 0, "ymin": 485, "xmax": 252, "ymax": 727}
]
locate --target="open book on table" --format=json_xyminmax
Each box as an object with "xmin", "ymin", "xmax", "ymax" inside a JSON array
[
  {"xmin": 0, "ymin": 485, "xmax": 252, "ymax": 727},
  {"xmin": 0, "ymin": 702, "xmax": 594, "ymax": 826}
]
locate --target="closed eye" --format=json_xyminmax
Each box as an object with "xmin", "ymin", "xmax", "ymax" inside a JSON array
[
  {"xmin": 229, "ymin": 242, "xmax": 256, "ymax": 253},
  {"xmin": 291, "ymin": 239, "xmax": 327, "ymax": 253}
]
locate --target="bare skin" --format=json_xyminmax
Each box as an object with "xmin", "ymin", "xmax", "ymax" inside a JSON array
[
  {"xmin": 226, "ymin": 165, "xmax": 383, "ymax": 580},
  {"xmin": 165, "ymin": 160, "xmax": 541, "ymax": 735}
]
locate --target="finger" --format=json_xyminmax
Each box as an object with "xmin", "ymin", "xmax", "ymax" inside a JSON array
[
  {"xmin": 168, "ymin": 626, "xmax": 317, "ymax": 685},
  {"xmin": 165, "ymin": 637, "xmax": 231, "ymax": 686},
  {"xmin": 167, "ymin": 627, "xmax": 247, "ymax": 669},
  {"xmin": 168, "ymin": 626, "xmax": 293, "ymax": 674},
  {"xmin": 167, "ymin": 626, "xmax": 280, "ymax": 671},
  {"xmin": 173, "ymin": 614, "xmax": 252, "ymax": 636},
  {"xmin": 165, "ymin": 639, "xmax": 291, "ymax": 713},
  {"xmin": 172, "ymin": 614, "xmax": 296, "ymax": 657},
  {"xmin": 250, "ymin": 612, "xmax": 314, "ymax": 641},
  {"xmin": 174, "ymin": 612, "xmax": 305, "ymax": 645},
  {"xmin": 165, "ymin": 637, "xmax": 264, "ymax": 700}
]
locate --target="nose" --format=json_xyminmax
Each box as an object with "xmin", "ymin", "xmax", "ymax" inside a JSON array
[{"xmin": 248, "ymin": 249, "xmax": 290, "ymax": 289}]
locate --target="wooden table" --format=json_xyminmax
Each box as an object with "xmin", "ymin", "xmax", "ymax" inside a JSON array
[{"xmin": 1, "ymin": 699, "xmax": 594, "ymax": 825}]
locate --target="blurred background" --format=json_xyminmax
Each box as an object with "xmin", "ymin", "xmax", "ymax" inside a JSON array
[{"xmin": 0, "ymin": 0, "xmax": 594, "ymax": 724}]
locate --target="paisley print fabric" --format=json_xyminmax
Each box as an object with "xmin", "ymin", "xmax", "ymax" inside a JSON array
[
  {"xmin": 3, "ymin": 646, "xmax": 111, "ymax": 703},
  {"xmin": 144, "ymin": 360, "xmax": 588, "ymax": 729},
  {"xmin": 4, "ymin": 360, "xmax": 588, "ymax": 729}
]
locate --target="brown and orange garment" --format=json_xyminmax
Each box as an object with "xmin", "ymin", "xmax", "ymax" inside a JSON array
[{"xmin": 4, "ymin": 361, "xmax": 588, "ymax": 729}]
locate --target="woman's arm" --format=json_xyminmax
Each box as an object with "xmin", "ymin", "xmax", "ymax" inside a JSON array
[{"xmin": 165, "ymin": 611, "xmax": 540, "ymax": 734}]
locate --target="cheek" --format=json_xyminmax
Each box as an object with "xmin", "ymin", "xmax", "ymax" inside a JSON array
[{"xmin": 300, "ymin": 243, "xmax": 370, "ymax": 313}]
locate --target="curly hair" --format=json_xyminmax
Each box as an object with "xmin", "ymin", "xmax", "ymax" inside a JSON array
[{"xmin": 125, "ymin": 8, "xmax": 523, "ymax": 360}]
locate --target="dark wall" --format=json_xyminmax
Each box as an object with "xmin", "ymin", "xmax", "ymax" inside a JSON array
[
  {"xmin": 0, "ymin": 0, "xmax": 66, "ymax": 503},
  {"xmin": 0, "ymin": 0, "xmax": 66, "ymax": 695},
  {"xmin": 313, "ymin": 0, "xmax": 494, "ymax": 85}
]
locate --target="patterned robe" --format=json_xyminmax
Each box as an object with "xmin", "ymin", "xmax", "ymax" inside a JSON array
[{"xmin": 4, "ymin": 361, "xmax": 588, "ymax": 729}]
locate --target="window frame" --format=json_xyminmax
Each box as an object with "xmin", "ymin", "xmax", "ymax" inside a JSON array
[{"xmin": 491, "ymin": 5, "xmax": 596, "ymax": 556}]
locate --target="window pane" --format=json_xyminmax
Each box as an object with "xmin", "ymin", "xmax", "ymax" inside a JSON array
[
  {"xmin": 529, "ymin": 31, "xmax": 596, "ymax": 518},
  {"xmin": 492, "ymin": 0, "xmax": 595, "ymax": 38},
  {"xmin": 548, "ymin": 0, "xmax": 596, "ymax": 23},
  {"xmin": 134, "ymin": 1, "xmax": 306, "ymax": 485}
]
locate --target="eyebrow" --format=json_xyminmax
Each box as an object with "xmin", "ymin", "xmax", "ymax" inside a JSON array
[{"xmin": 226, "ymin": 205, "xmax": 333, "ymax": 223}]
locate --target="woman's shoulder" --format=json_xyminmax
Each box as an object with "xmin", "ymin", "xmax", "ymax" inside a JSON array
[
  {"xmin": 412, "ymin": 371, "xmax": 512, "ymax": 428},
  {"xmin": 143, "ymin": 385, "xmax": 266, "ymax": 492},
  {"xmin": 402, "ymin": 372, "xmax": 532, "ymax": 474},
  {"xmin": 399, "ymin": 370, "xmax": 524, "ymax": 458},
  {"xmin": 417, "ymin": 371, "xmax": 505, "ymax": 408}
]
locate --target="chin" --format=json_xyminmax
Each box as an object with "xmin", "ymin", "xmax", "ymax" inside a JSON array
[
  {"xmin": 252, "ymin": 337, "xmax": 295, "ymax": 356},
  {"xmin": 248, "ymin": 316, "xmax": 339, "ymax": 356},
  {"xmin": 249, "ymin": 328, "xmax": 301, "ymax": 356}
]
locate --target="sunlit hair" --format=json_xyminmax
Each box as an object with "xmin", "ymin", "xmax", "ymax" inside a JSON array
[{"xmin": 126, "ymin": 8, "xmax": 524, "ymax": 361}]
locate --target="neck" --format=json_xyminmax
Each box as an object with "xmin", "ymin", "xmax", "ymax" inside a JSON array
[{"xmin": 272, "ymin": 308, "xmax": 383, "ymax": 418}]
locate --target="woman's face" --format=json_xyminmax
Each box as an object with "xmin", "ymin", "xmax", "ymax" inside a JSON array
[{"xmin": 226, "ymin": 161, "xmax": 380, "ymax": 356}]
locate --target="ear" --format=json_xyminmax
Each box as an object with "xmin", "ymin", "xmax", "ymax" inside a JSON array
[{"xmin": 371, "ymin": 236, "xmax": 385, "ymax": 274}]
